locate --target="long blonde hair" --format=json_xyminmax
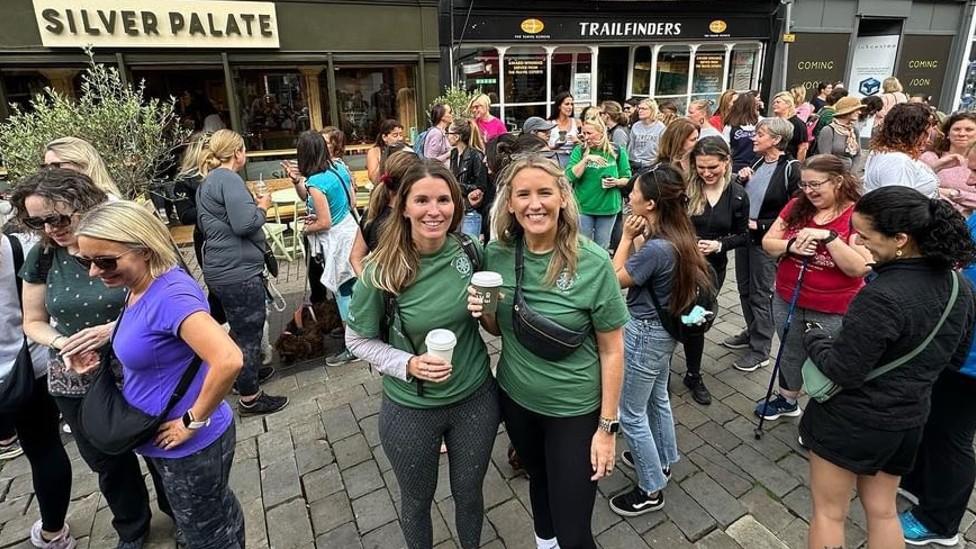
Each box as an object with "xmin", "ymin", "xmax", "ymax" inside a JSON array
[
  {"xmin": 45, "ymin": 136, "xmax": 121, "ymax": 197},
  {"xmin": 790, "ymin": 85, "xmax": 807, "ymax": 107},
  {"xmin": 177, "ymin": 132, "xmax": 211, "ymax": 179},
  {"xmin": 492, "ymin": 155, "xmax": 581, "ymax": 286},
  {"xmin": 75, "ymin": 201, "xmax": 179, "ymax": 279},
  {"xmin": 198, "ymin": 129, "xmax": 245, "ymax": 176},
  {"xmin": 582, "ymin": 116, "xmax": 615, "ymax": 158},
  {"xmin": 365, "ymin": 160, "xmax": 464, "ymax": 294}
]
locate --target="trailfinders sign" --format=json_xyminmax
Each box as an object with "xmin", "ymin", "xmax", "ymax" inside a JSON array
[{"xmin": 32, "ymin": 0, "xmax": 279, "ymax": 49}]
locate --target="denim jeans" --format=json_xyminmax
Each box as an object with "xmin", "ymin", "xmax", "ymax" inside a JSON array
[
  {"xmin": 620, "ymin": 318, "xmax": 679, "ymax": 494},
  {"xmin": 578, "ymin": 214, "xmax": 616, "ymax": 250},
  {"xmin": 461, "ymin": 211, "xmax": 483, "ymax": 241}
]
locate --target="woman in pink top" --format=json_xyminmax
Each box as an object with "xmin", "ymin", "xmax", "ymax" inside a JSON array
[
  {"xmin": 468, "ymin": 94, "xmax": 507, "ymax": 143},
  {"xmin": 920, "ymin": 112, "xmax": 976, "ymax": 213}
]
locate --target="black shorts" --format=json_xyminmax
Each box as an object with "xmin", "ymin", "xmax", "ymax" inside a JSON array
[{"xmin": 799, "ymin": 401, "xmax": 923, "ymax": 476}]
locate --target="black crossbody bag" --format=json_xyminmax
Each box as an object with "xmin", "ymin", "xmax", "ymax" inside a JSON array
[
  {"xmin": 512, "ymin": 238, "xmax": 588, "ymax": 361},
  {"xmin": 79, "ymin": 302, "xmax": 203, "ymax": 456},
  {"xmin": 0, "ymin": 234, "xmax": 35, "ymax": 413}
]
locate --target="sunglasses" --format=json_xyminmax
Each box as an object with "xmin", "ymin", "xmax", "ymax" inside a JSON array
[
  {"xmin": 73, "ymin": 249, "xmax": 139, "ymax": 271},
  {"xmin": 23, "ymin": 212, "xmax": 74, "ymax": 230},
  {"xmin": 40, "ymin": 161, "xmax": 74, "ymax": 170}
]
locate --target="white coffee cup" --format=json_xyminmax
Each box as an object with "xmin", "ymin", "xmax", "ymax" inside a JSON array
[
  {"xmin": 425, "ymin": 329, "xmax": 457, "ymax": 364},
  {"xmin": 471, "ymin": 271, "xmax": 504, "ymax": 314}
]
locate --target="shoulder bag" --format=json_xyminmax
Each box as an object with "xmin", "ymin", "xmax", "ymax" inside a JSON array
[
  {"xmin": 79, "ymin": 303, "xmax": 203, "ymax": 455},
  {"xmin": 803, "ymin": 271, "xmax": 960, "ymax": 403},
  {"xmin": 512, "ymin": 238, "xmax": 587, "ymax": 361},
  {"xmin": 0, "ymin": 234, "xmax": 35, "ymax": 413}
]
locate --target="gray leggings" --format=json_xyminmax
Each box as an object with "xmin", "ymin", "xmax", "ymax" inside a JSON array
[{"xmin": 379, "ymin": 377, "xmax": 500, "ymax": 549}]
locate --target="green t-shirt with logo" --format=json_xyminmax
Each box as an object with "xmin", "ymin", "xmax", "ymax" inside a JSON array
[
  {"xmin": 348, "ymin": 237, "xmax": 490, "ymax": 409},
  {"xmin": 565, "ymin": 144, "xmax": 632, "ymax": 216},
  {"xmin": 484, "ymin": 237, "xmax": 629, "ymax": 417}
]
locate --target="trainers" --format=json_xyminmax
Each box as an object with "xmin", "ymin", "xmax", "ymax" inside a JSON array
[
  {"xmin": 900, "ymin": 511, "xmax": 959, "ymax": 546},
  {"xmin": 733, "ymin": 353, "xmax": 770, "ymax": 372},
  {"xmin": 30, "ymin": 520, "xmax": 76, "ymax": 549},
  {"xmin": 325, "ymin": 349, "xmax": 356, "ymax": 367},
  {"xmin": 609, "ymin": 486, "xmax": 665, "ymax": 516},
  {"xmin": 754, "ymin": 395, "xmax": 802, "ymax": 420},
  {"xmin": 0, "ymin": 438, "xmax": 24, "ymax": 460},
  {"xmin": 683, "ymin": 375, "xmax": 712, "ymax": 405},
  {"xmin": 619, "ymin": 451, "xmax": 672, "ymax": 481},
  {"xmin": 239, "ymin": 392, "xmax": 289, "ymax": 416},
  {"xmin": 722, "ymin": 332, "xmax": 750, "ymax": 349},
  {"xmin": 115, "ymin": 534, "xmax": 145, "ymax": 549}
]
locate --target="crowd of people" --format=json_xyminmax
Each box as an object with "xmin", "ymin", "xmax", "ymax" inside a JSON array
[{"xmin": 2, "ymin": 73, "xmax": 976, "ymax": 549}]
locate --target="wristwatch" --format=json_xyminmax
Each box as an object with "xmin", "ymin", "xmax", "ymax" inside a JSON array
[
  {"xmin": 598, "ymin": 417, "xmax": 620, "ymax": 434},
  {"xmin": 181, "ymin": 410, "xmax": 210, "ymax": 431},
  {"xmin": 821, "ymin": 230, "xmax": 839, "ymax": 244}
]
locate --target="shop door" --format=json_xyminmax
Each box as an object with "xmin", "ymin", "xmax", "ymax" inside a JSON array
[{"xmin": 597, "ymin": 47, "xmax": 629, "ymax": 102}]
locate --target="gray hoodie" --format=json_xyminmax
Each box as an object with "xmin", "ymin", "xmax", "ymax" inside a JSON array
[{"xmin": 195, "ymin": 167, "xmax": 267, "ymax": 286}]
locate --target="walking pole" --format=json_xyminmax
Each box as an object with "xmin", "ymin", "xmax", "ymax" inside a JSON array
[{"xmin": 754, "ymin": 257, "xmax": 810, "ymax": 440}]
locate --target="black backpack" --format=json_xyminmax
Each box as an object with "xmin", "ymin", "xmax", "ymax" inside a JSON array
[{"xmin": 648, "ymin": 261, "xmax": 719, "ymax": 344}]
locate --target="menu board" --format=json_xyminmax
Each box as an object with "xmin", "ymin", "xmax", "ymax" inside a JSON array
[
  {"xmin": 505, "ymin": 54, "xmax": 547, "ymax": 103},
  {"xmin": 693, "ymin": 53, "xmax": 725, "ymax": 94}
]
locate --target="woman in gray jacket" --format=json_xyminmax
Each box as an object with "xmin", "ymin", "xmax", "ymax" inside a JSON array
[{"xmin": 195, "ymin": 129, "xmax": 288, "ymax": 416}]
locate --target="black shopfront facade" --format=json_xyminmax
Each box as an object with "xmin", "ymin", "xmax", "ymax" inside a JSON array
[{"xmin": 440, "ymin": 0, "xmax": 782, "ymax": 127}]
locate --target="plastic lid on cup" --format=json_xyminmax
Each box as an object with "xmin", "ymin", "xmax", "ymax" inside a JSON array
[
  {"xmin": 425, "ymin": 329, "xmax": 457, "ymax": 350},
  {"xmin": 471, "ymin": 271, "xmax": 503, "ymax": 287}
]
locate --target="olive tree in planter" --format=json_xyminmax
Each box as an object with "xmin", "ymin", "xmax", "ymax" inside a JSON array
[
  {"xmin": 0, "ymin": 51, "xmax": 188, "ymax": 200},
  {"xmin": 428, "ymin": 85, "xmax": 481, "ymax": 125}
]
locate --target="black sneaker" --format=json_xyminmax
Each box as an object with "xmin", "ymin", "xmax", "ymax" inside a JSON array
[
  {"xmin": 609, "ymin": 486, "xmax": 665, "ymax": 517},
  {"xmin": 239, "ymin": 392, "xmax": 289, "ymax": 416},
  {"xmin": 619, "ymin": 451, "xmax": 671, "ymax": 481},
  {"xmin": 231, "ymin": 367, "xmax": 276, "ymax": 395},
  {"xmin": 732, "ymin": 353, "xmax": 770, "ymax": 372},
  {"xmin": 722, "ymin": 332, "xmax": 750, "ymax": 350},
  {"xmin": 683, "ymin": 375, "xmax": 712, "ymax": 405}
]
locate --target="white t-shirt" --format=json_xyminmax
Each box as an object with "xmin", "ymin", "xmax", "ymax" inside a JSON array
[
  {"xmin": 863, "ymin": 151, "xmax": 940, "ymax": 199},
  {"xmin": 0, "ymin": 234, "xmax": 47, "ymax": 382}
]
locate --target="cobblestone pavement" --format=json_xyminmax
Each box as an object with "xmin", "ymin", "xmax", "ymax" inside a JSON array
[{"xmin": 1, "ymin": 255, "xmax": 975, "ymax": 548}]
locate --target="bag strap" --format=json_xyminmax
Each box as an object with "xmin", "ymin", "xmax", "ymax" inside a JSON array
[
  {"xmin": 865, "ymin": 271, "xmax": 960, "ymax": 381},
  {"xmin": 515, "ymin": 238, "xmax": 526, "ymax": 303},
  {"xmin": 453, "ymin": 232, "xmax": 481, "ymax": 271},
  {"xmin": 162, "ymin": 355, "xmax": 204, "ymax": 417},
  {"xmin": 5, "ymin": 234, "xmax": 23, "ymax": 304}
]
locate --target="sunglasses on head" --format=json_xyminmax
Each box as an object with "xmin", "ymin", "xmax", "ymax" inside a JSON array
[
  {"xmin": 23, "ymin": 213, "xmax": 74, "ymax": 230},
  {"xmin": 73, "ymin": 249, "xmax": 139, "ymax": 271}
]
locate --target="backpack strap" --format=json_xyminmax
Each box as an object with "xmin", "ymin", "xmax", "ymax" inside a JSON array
[
  {"xmin": 5, "ymin": 233, "xmax": 23, "ymax": 304},
  {"xmin": 452, "ymin": 233, "xmax": 482, "ymax": 271},
  {"xmin": 865, "ymin": 271, "xmax": 960, "ymax": 381}
]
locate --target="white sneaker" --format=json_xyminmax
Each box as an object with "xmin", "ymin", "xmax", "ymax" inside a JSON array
[{"xmin": 30, "ymin": 520, "xmax": 76, "ymax": 549}]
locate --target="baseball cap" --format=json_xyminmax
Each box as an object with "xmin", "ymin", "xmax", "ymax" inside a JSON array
[{"xmin": 522, "ymin": 116, "xmax": 557, "ymax": 134}]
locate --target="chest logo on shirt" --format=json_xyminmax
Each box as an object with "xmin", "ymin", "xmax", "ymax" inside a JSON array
[
  {"xmin": 454, "ymin": 254, "xmax": 473, "ymax": 277},
  {"xmin": 556, "ymin": 271, "xmax": 579, "ymax": 291}
]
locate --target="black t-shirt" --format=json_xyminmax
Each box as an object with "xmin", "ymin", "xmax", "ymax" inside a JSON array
[
  {"xmin": 811, "ymin": 97, "xmax": 826, "ymax": 112},
  {"xmin": 362, "ymin": 206, "xmax": 391, "ymax": 252},
  {"xmin": 786, "ymin": 116, "xmax": 808, "ymax": 160}
]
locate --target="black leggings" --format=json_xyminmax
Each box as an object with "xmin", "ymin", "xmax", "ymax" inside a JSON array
[
  {"xmin": 16, "ymin": 377, "xmax": 71, "ymax": 533},
  {"xmin": 500, "ymin": 390, "xmax": 599, "ymax": 549},
  {"xmin": 305, "ymin": 237, "xmax": 328, "ymax": 304},
  {"xmin": 379, "ymin": 378, "xmax": 500, "ymax": 549},
  {"xmin": 682, "ymin": 254, "xmax": 728, "ymax": 378}
]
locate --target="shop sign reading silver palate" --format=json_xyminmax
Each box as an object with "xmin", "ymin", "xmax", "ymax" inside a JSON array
[{"xmin": 32, "ymin": 0, "xmax": 279, "ymax": 48}]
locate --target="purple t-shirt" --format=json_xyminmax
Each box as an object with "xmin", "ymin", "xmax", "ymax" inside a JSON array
[{"xmin": 113, "ymin": 268, "xmax": 232, "ymax": 458}]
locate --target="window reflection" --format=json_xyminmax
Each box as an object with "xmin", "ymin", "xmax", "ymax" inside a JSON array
[
  {"xmin": 656, "ymin": 48, "xmax": 691, "ymax": 97},
  {"xmin": 333, "ymin": 65, "xmax": 416, "ymax": 145},
  {"xmin": 631, "ymin": 47, "xmax": 652, "ymax": 96},
  {"xmin": 457, "ymin": 48, "xmax": 500, "ymax": 103},
  {"xmin": 504, "ymin": 49, "xmax": 547, "ymax": 104},
  {"xmin": 236, "ymin": 69, "xmax": 309, "ymax": 151},
  {"xmin": 728, "ymin": 49, "xmax": 758, "ymax": 91}
]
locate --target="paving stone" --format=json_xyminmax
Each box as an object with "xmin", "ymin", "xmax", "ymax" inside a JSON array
[
  {"xmin": 342, "ymin": 460, "xmax": 385, "ymax": 500},
  {"xmin": 241, "ymin": 495, "xmax": 269, "ymax": 548},
  {"xmin": 781, "ymin": 486, "xmax": 812, "ymax": 522},
  {"xmin": 359, "ymin": 414, "xmax": 381, "ymax": 448},
  {"xmin": 676, "ymin": 424, "xmax": 705, "ymax": 454},
  {"xmin": 662, "ymin": 481, "xmax": 716, "ymax": 541},
  {"xmin": 776, "ymin": 452, "xmax": 808, "ymax": 483},
  {"xmin": 696, "ymin": 529, "xmax": 743, "ymax": 549},
  {"xmin": 261, "ymin": 455, "xmax": 302, "ymax": 508},
  {"xmin": 591, "ymin": 491, "xmax": 622, "ymax": 535},
  {"xmin": 680, "ymin": 472, "xmax": 747, "ymax": 527},
  {"xmin": 352, "ymin": 488, "xmax": 398, "ymax": 534},
  {"xmin": 229, "ymin": 457, "xmax": 261, "ymax": 502},
  {"xmin": 316, "ymin": 383, "xmax": 370, "ymax": 412},
  {"xmin": 257, "ymin": 429, "xmax": 293, "ymax": 467},
  {"xmin": 776, "ymin": 517, "xmax": 808, "ymax": 549},
  {"xmin": 265, "ymin": 399, "xmax": 319, "ymax": 431},
  {"xmin": 266, "ymin": 497, "xmax": 314, "ymax": 549},
  {"xmin": 486, "ymin": 499, "xmax": 536, "ymax": 549},
  {"xmin": 0, "ymin": 494, "xmax": 31, "ymax": 526},
  {"xmin": 597, "ymin": 521, "xmax": 650, "ymax": 549},
  {"xmin": 322, "ymin": 404, "xmax": 360, "ymax": 443},
  {"xmin": 303, "ymin": 463, "xmax": 344, "ymax": 503},
  {"xmin": 373, "ymin": 446, "xmax": 392, "ymax": 472},
  {"xmin": 481, "ymin": 462, "xmax": 514, "ymax": 509},
  {"xmin": 309, "ymin": 492, "xmax": 354, "ymax": 535},
  {"xmin": 686, "ymin": 446, "xmax": 754, "ymax": 498},
  {"xmin": 436, "ymin": 496, "xmax": 496, "ymax": 546},
  {"xmin": 725, "ymin": 515, "xmax": 789, "ymax": 549},
  {"xmin": 696, "ymin": 398, "xmax": 739, "ymax": 426},
  {"xmin": 296, "ymin": 440, "xmax": 335, "ymax": 475},
  {"xmin": 315, "ymin": 522, "xmax": 362, "ymax": 549},
  {"xmin": 362, "ymin": 520, "xmax": 408, "ymax": 548},
  {"xmin": 670, "ymin": 455, "xmax": 701, "ymax": 483},
  {"xmin": 351, "ymin": 394, "xmax": 382, "ymax": 420},
  {"xmin": 724, "ymin": 417, "xmax": 792, "ymax": 462},
  {"xmin": 727, "ymin": 444, "xmax": 800, "ymax": 498},
  {"xmin": 673, "ymin": 404, "xmax": 710, "ymax": 430},
  {"xmin": 643, "ymin": 520, "xmax": 694, "ymax": 549},
  {"xmin": 65, "ymin": 493, "xmax": 99, "ymax": 540},
  {"xmin": 739, "ymin": 486, "xmax": 795, "ymax": 536},
  {"xmin": 693, "ymin": 422, "xmax": 742, "ymax": 454},
  {"xmin": 333, "ymin": 433, "xmax": 372, "ymax": 470},
  {"xmin": 290, "ymin": 416, "xmax": 327, "ymax": 445}
]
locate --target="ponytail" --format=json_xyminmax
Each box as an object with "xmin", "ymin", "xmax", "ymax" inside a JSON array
[
  {"xmin": 918, "ymin": 198, "xmax": 976, "ymax": 269},
  {"xmin": 198, "ymin": 129, "xmax": 245, "ymax": 176}
]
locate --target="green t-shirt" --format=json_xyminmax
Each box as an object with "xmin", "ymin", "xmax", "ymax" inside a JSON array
[
  {"xmin": 484, "ymin": 237, "xmax": 629, "ymax": 417},
  {"xmin": 347, "ymin": 237, "xmax": 490, "ymax": 409},
  {"xmin": 565, "ymin": 144, "xmax": 632, "ymax": 216}
]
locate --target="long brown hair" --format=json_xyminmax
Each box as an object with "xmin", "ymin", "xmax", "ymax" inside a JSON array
[
  {"xmin": 492, "ymin": 155, "xmax": 581, "ymax": 286},
  {"xmin": 656, "ymin": 118, "xmax": 698, "ymax": 165},
  {"xmin": 784, "ymin": 154, "xmax": 861, "ymax": 230},
  {"xmin": 725, "ymin": 92, "xmax": 759, "ymax": 128},
  {"xmin": 634, "ymin": 165, "xmax": 713, "ymax": 314},
  {"xmin": 365, "ymin": 150, "xmax": 421, "ymax": 225},
  {"xmin": 365, "ymin": 160, "xmax": 464, "ymax": 294}
]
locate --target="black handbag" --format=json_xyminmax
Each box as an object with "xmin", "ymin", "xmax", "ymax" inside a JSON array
[
  {"xmin": 512, "ymin": 239, "xmax": 588, "ymax": 361},
  {"xmin": 0, "ymin": 234, "xmax": 35, "ymax": 414},
  {"xmin": 79, "ymin": 305, "xmax": 203, "ymax": 456}
]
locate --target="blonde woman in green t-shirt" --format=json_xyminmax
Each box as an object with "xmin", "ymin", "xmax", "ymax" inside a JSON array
[
  {"xmin": 345, "ymin": 160, "xmax": 498, "ymax": 549},
  {"xmin": 469, "ymin": 155, "xmax": 628, "ymax": 548}
]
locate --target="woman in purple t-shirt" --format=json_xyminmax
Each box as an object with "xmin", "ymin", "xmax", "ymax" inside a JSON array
[{"xmin": 73, "ymin": 201, "xmax": 246, "ymax": 548}]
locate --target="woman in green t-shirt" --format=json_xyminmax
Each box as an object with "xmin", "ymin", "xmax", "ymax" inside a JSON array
[
  {"xmin": 345, "ymin": 160, "xmax": 499, "ymax": 549},
  {"xmin": 469, "ymin": 155, "xmax": 628, "ymax": 548},
  {"xmin": 565, "ymin": 115, "xmax": 632, "ymax": 250}
]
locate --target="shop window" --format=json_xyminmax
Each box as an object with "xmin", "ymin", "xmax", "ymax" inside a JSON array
[
  {"xmin": 236, "ymin": 69, "xmax": 309, "ymax": 151},
  {"xmin": 457, "ymin": 48, "xmax": 500, "ymax": 105},
  {"xmin": 504, "ymin": 48, "xmax": 547, "ymax": 104},
  {"xmin": 132, "ymin": 68, "xmax": 228, "ymax": 133},
  {"xmin": 655, "ymin": 47, "xmax": 691, "ymax": 97},
  {"xmin": 333, "ymin": 65, "xmax": 416, "ymax": 146},
  {"xmin": 2, "ymin": 69, "xmax": 84, "ymax": 115},
  {"xmin": 631, "ymin": 47, "xmax": 652, "ymax": 97},
  {"xmin": 692, "ymin": 50, "xmax": 726, "ymax": 97},
  {"xmin": 552, "ymin": 49, "xmax": 593, "ymax": 112},
  {"xmin": 728, "ymin": 47, "xmax": 759, "ymax": 91}
]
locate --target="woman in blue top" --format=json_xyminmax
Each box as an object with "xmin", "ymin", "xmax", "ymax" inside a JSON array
[
  {"xmin": 297, "ymin": 130, "xmax": 365, "ymax": 367},
  {"xmin": 74, "ymin": 201, "xmax": 245, "ymax": 548}
]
